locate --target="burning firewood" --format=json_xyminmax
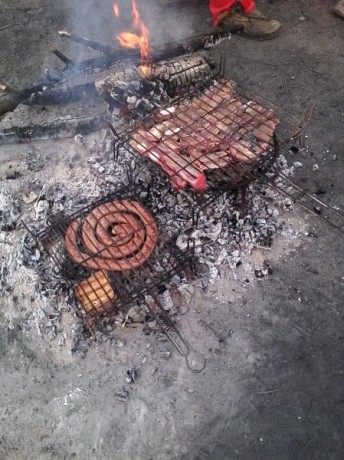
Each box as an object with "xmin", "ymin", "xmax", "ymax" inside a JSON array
[
  {"xmin": 0, "ymin": 31, "xmax": 231, "ymax": 118},
  {"xmin": 137, "ymin": 55, "xmax": 213, "ymax": 91}
]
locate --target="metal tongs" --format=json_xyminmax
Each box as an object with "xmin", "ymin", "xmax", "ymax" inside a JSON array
[{"xmin": 142, "ymin": 292, "xmax": 207, "ymax": 373}]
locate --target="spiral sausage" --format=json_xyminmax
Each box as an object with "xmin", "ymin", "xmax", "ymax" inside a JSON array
[{"xmin": 64, "ymin": 200, "xmax": 158, "ymax": 271}]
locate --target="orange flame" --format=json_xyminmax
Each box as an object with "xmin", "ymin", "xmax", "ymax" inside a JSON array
[
  {"xmin": 139, "ymin": 22, "xmax": 150, "ymax": 63},
  {"xmin": 117, "ymin": 32, "xmax": 141, "ymax": 49},
  {"xmin": 132, "ymin": 0, "xmax": 140, "ymax": 29},
  {"xmin": 113, "ymin": 0, "xmax": 151, "ymax": 64},
  {"xmin": 138, "ymin": 64, "xmax": 151, "ymax": 78},
  {"xmin": 113, "ymin": 2, "xmax": 120, "ymax": 17}
]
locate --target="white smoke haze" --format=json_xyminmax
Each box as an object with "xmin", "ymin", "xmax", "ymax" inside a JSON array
[{"xmin": 59, "ymin": 0, "xmax": 211, "ymax": 58}]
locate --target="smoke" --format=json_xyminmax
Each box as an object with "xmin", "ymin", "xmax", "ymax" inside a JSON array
[
  {"xmin": 58, "ymin": 0, "xmax": 211, "ymax": 58},
  {"xmin": 138, "ymin": 0, "xmax": 211, "ymax": 46}
]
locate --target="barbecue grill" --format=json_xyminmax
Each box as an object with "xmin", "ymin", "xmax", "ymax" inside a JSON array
[
  {"xmin": 25, "ymin": 185, "xmax": 206, "ymax": 372},
  {"xmin": 110, "ymin": 61, "xmax": 284, "ymax": 198},
  {"xmin": 108, "ymin": 58, "xmax": 344, "ymax": 234}
]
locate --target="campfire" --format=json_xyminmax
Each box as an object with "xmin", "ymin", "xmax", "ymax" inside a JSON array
[
  {"xmin": 115, "ymin": 0, "xmax": 151, "ymax": 64},
  {"xmin": 1, "ymin": 0, "xmax": 344, "ymax": 372}
]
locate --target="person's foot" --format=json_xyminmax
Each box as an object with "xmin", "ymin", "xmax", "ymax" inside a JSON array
[
  {"xmin": 218, "ymin": 6, "xmax": 281, "ymax": 40},
  {"xmin": 333, "ymin": 0, "xmax": 344, "ymax": 18}
]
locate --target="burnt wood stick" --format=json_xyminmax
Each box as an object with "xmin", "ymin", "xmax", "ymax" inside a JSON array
[
  {"xmin": 0, "ymin": 81, "xmax": 52, "ymax": 117},
  {"xmin": 0, "ymin": 48, "xmax": 137, "ymax": 117},
  {"xmin": 152, "ymin": 30, "xmax": 236, "ymax": 58},
  {"xmin": 58, "ymin": 30, "xmax": 116, "ymax": 56},
  {"xmin": 53, "ymin": 49, "xmax": 75, "ymax": 68},
  {"xmin": 27, "ymin": 83, "xmax": 99, "ymax": 106},
  {"xmin": 58, "ymin": 30, "xmax": 234, "ymax": 73},
  {"xmin": 0, "ymin": 113, "xmax": 108, "ymax": 144},
  {"xmin": 0, "ymin": 30, "xmax": 233, "ymax": 117}
]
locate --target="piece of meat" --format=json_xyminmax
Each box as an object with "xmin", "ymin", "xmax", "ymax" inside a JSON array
[
  {"xmin": 130, "ymin": 132, "xmax": 207, "ymax": 191},
  {"xmin": 129, "ymin": 79, "xmax": 279, "ymax": 191},
  {"xmin": 185, "ymin": 148, "xmax": 232, "ymax": 170}
]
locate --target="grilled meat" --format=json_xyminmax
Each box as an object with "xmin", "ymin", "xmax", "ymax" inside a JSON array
[{"xmin": 129, "ymin": 79, "xmax": 279, "ymax": 191}]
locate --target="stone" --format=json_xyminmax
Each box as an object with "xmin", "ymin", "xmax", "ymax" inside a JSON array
[
  {"xmin": 114, "ymin": 387, "xmax": 129, "ymax": 402},
  {"xmin": 159, "ymin": 349, "xmax": 171, "ymax": 360},
  {"xmin": 127, "ymin": 305, "xmax": 145, "ymax": 323},
  {"xmin": 22, "ymin": 191, "xmax": 38, "ymax": 204},
  {"xmin": 254, "ymin": 269, "xmax": 264, "ymax": 279},
  {"xmin": 160, "ymin": 290, "xmax": 174, "ymax": 311}
]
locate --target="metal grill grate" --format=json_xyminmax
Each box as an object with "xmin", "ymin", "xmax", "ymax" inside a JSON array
[
  {"xmin": 31, "ymin": 187, "xmax": 194, "ymax": 316},
  {"xmin": 26, "ymin": 186, "xmax": 206, "ymax": 371},
  {"xmin": 109, "ymin": 66, "xmax": 344, "ymax": 236},
  {"xmin": 111, "ymin": 74, "xmax": 288, "ymax": 196}
]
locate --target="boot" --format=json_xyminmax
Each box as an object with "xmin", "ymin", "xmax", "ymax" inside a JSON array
[
  {"xmin": 333, "ymin": 0, "xmax": 344, "ymax": 18},
  {"xmin": 218, "ymin": 6, "xmax": 281, "ymax": 40}
]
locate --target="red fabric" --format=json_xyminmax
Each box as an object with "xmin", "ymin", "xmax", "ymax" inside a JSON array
[{"xmin": 210, "ymin": 0, "xmax": 255, "ymax": 25}]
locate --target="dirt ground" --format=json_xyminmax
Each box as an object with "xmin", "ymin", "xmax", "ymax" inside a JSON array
[{"xmin": 0, "ymin": 0, "xmax": 344, "ymax": 459}]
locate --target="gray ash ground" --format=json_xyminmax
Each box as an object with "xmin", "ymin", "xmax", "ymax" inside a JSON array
[
  {"xmin": 0, "ymin": 125, "xmax": 302, "ymax": 357},
  {"xmin": 1, "ymin": 1, "xmax": 344, "ymax": 459}
]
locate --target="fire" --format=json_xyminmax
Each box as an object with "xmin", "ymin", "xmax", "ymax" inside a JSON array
[
  {"xmin": 113, "ymin": 0, "xmax": 151, "ymax": 63},
  {"xmin": 131, "ymin": 0, "xmax": 140, "ymax": 29},
  {"xmin": 117, "ymin": 32, "xmax": 141, "ymax": 49},
  {"xmin": 113, "ymin": 2, "xmax": 120, "ymax": 17},
  {"xmin": 138, "ymin": 64, "xmax": 151, "ymax": 78},
  {"xmin": 138, "ymin": 22, "xmax": 150, "ymax": 63}
]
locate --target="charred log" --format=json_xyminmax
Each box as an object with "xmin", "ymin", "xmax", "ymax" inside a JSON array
[
  {"xmin": 53, "ymin": 50, "xmax": 75, "ymax": 68},
  {"xmin": 27, "ymin": 83, "xmax": 99, "ymax": 106},
  {"xmin": 138, "ymin": 55, "xmax": 213, "ymax": 92},
  {"xmin": 96, "ymin": 55, "xmax": 214, "ymax": 118},
  {"xmin": 0, "ymin": 113, "xmax": 108, "ymax": 144},
  {"xmin": 0, "ymin": 81, "xmax": 51, "ymax": 117}
]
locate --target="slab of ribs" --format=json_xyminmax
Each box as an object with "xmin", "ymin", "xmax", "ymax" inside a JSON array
[{"xmin": 129, "ymin": 78, "xmax": 280, "ymax": 192}]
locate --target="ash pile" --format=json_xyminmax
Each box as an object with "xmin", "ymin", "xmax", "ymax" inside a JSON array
[
  {"xmin": 0, "ymin": 127, "xmax": 299, "ymax": 359},
  {"xmin": 0, "ymin": 49, "xmax": 303, "ymax": 362}
]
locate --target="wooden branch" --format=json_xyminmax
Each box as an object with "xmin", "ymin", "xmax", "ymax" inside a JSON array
[
  {"xmin": 0, "ymin": 23, "xmax": 20, "ymax": 32},
  {"xmin": 153, "ymin": 30, "xmax": 234, "ymax": 58},
  {"xmin": 0, "ymin": 30, "xmax": 233, "ymax": 118},
  {"xmin": 28, "ymin": 83, "xmax": 99, "ymax": 106},
  {"xmin": 0, "ymin": 113, "xmax": 108, "ymax": 144},
  {"xmin": 58, "ymin": 30, "xmax": 116, "ymax": 56},
  {"xmin": 53, "ymin": 50, "xmax": 75, "ymax": 68},
  {"xmin": 0, "ymin": 81, "xmax": 49, "ymax": 117}
]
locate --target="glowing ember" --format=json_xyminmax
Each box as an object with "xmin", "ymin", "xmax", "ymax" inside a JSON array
[
  {"xmin": 113, "ymin": 0, "xmax": 151, "ymax": 63},
  {"xmin": 113, "ymin": 2, "xmax": 120, "ymax": 17},
  {"xmin": 138, "ymin": 64, "xmax": 151, "ymax": 78}
]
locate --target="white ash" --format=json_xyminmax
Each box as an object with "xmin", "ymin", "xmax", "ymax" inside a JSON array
[
  {"xmin": 0, "ymin": 126, "xmax": 301, "ymax": 355},
  {"xmin": 108, "ymin": 78, "xmax": 170, "ymax": 119}
]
